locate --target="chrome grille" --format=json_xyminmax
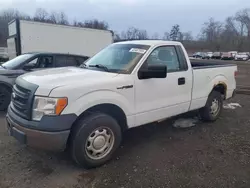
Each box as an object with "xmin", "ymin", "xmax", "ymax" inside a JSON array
[{"xmin": 11, "ymin": 84, "xmax": 31, "ymax": 119}]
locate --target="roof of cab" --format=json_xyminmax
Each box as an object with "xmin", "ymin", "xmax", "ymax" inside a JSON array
[
  {"xmin": 115, "ymin": 40, "xmax": 182, "ymax": 46},
  {"xmin": 22, "ymin": 52, "xmax": 89, "ymax": 57}
]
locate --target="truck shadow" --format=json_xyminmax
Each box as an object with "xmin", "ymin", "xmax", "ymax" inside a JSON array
[
  {"xmin": 2, "ymin": 110, "xmax": 201, "ymax": 171},
  {"xmin": 118, "ymin": 111, "xmax": 200, "ymax": 156}
]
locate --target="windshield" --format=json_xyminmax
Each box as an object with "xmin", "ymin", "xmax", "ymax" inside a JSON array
[
  {"xmin": 85, "ymin": 43, "xmax": 150, "ymax": 74},
  {"xmin": 2, "ymin": 54, "xmax": 34, "ymax": 69},
  {"xmin": 238, "ymin": 53, "xmax": 248, "ymax": 55}
]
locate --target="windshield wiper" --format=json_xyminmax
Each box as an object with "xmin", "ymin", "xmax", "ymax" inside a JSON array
[
  {"xmin": 80, "ymin": 62, "xmax": 87, "ymax": 68},
  {"xmin": 88, "ymin": 64, "xmax": 109, "ymax": 72}
]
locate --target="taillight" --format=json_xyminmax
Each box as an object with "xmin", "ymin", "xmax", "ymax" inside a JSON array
[{"xmin": 234, "ymin": 71, "xmax": 238, "ymax": 77}]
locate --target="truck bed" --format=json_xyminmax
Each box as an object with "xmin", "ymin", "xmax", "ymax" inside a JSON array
[
  {"xmin": 190, "ymin": 59, "xmax": 237, "ymax": 110},
  {"xmin": 191, "ymin": 60, "xmax": 236, "ymax": 69}
]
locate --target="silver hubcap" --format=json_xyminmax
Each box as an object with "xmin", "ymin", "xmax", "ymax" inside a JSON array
[
  {"xmin": 210, "ymin": 99, "xmax": 220, "ymax": 116},
  {"xmin": 85, "ymin": 127, "xmax": 114, "ymax": 160}
]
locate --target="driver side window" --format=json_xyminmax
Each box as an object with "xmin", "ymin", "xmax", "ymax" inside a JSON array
[
  {"xmin": 26, "ymin": 58, "xmax": 39, "ymax": 68},
  {"xmin": 147, "ymin": 46, "xmax": 180, "ymax": 72}
]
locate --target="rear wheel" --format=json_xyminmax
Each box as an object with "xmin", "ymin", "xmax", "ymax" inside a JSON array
[
  {"xmin": 70, "ymin": 113, "xmax": 122, "ymax": 168},
  {"xmin": 0, "ymin": 86, "xmax": 11, "ymax": 111},
  {"xmin": 199, "ymin": 91, "xmax": 223, "ymax": 122}
]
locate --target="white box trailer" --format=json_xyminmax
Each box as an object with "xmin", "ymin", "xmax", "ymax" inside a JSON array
[
  {"xmin": 7, "ymin": 19, "xmax": 113, "ymax": 60},
  {"xmin": 0, "ymin": 47, "xmax": 8, "ymax": 60}
]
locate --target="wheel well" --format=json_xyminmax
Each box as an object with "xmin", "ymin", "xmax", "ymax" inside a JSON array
[
  {"xmin": 0, "ymin": 83, "xmax": 12, "ymax": 92},
  {"xmin": 213, "ymin": 84, "xmax": 227, "ymax": 99},
  {"xmin": 73, "ymin": 103, "xmax": 128, "ymax": 132}
]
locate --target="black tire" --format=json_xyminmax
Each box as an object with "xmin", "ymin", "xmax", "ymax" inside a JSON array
[
  {"xmin": 0, "ymin": 85, "xmax": 11, "ymax": 111},
  {"xmin": 199, "ymin": 91, "xmax": 223, "ymax": 122},
  {"xmin": 70, "ymin": 113, "xmax": 122, "ymax": 169}
]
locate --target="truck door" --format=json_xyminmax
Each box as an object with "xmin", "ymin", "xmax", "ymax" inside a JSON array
[
  {"xmin": 134, "ymin": 45, "xmax": 193, "ymax": 126},
  {"xmin": 23, "ymin": 55, "xmax": 54, "ymax": 71}
]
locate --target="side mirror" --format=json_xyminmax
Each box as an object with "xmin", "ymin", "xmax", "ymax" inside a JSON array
[
  {"xmin": 23, "ymin": 64, "xmax": 34, "ymax": 71},
  {"xmin": 138, "ymin": 64, "xmax": 167, "ymax": 79}
]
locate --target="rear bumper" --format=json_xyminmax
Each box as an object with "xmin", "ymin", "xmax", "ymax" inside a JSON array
[
  {"xmin": 226, "ymin": 89, "xmax": 236, "ymax": 99},
  {"xmin": 221, "ymin": 57, "xmax": 233, "ymax": 60},
  {"xmin": 6, "ymin": 106, "xmax": 77, "ymax": 151},
  {"xmin": 235, "ymin": 58, "xmax": 248, "ymax": 61},
  {"xmin": 232, "ymin": 89, "xmax": 236, "ymax": 98}
]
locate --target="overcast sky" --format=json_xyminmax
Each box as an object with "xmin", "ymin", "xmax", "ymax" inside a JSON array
[{"xmin": 1, "ymin": 0, "xmax": 250, "ymax": 37}]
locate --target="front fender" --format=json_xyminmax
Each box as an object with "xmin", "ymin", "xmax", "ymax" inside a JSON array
[
  {"xmin": 0, "ymin": 75, "xmax": 15, "ymax": 88},
  {"xmin": 62, "ymin": 90, "xmax": 134, "ymax": 116}
]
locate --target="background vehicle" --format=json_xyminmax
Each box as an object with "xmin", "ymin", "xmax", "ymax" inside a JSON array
[
  {"xmin": 0, "ymin": 52, "xmax": 89, "ymax": 110},
  {"xmin": 192, "ymin": 52, "xmax": 206, "ymax": 59},
  {"xmin": 204, "ymin": 52, "xmax": 213, "ymax": 59},
  {"xmin": 212, "ymin": 52, "xmax": 222, "ymax": 59},
  {"xmin": 0, "ymin": 47, "xmax": 8, "ymax": 62},
  {"xmin": 6, "ymin": 40, "xmax": 237, "ymax": 168},
  {"xmin": 7, "ymin": 19, "xmax": 113, "ymax": 60},
  {"xmin": 228, "ymin": 51, "xmax": 237, "ymax": 58},
  {"xmin": 221, "ymin": 52, "xmax": 234, "ymax": 60},
  {"xmin": 235, "ymin": 52, "xmax": 249, "ymax": 61}
]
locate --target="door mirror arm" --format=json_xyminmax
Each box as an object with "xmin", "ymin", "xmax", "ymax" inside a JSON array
[{"xmin": 23, "ymin": 64, "xmax": 33, "ymax": 71}]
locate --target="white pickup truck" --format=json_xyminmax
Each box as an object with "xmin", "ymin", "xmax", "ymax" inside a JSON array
[{"xmin": 6, "ymin": 40, "xmax": 237, "ymax": 168}]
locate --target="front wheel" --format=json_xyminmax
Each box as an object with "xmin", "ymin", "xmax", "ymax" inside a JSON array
[
  {"xmin": 0, "ymin": 86, "xmax": 11, "ymax": 111},
  {"xmin": 199, "ymin": 91, "xmax": 223, "ymax": 122},
  {"xmin": 70, "ymin": 113, "xmax": 122, "ymax": 168}
]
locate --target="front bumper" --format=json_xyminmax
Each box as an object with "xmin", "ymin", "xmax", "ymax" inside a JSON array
[
  {"xmin": 6, "ymin": 106, "xmax": 77, "ymax": 151},
  {"xmin": 235, "ymin": 58, "xmax": 247, "ymax": 61}
]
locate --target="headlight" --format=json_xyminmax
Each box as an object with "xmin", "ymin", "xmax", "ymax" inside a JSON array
[{"xmin": 32, "ymin": 96, "xmax": 68, "ymax": 121}]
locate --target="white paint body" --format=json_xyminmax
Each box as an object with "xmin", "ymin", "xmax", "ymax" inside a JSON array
[
  {"xmin": 0, "ymin": 47, "xmax": 8, "ymax": 58},
  {"xmin": 19, "ymin": 40, "xmax": 237, "ymax": 128},
  {"xmin": 7, "ymin": 20, "xmax": 113, "ymax": 59}
]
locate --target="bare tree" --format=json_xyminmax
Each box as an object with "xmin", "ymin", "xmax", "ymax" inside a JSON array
[
  {"xmin": 170, "ymin": 24, "xmax": 181, "ymax": 41},
  {"xmin": 33, "ymin": 8, "xmax": 49, "ymax": 22},
  {"xmin": 182, "ymin": 32, "xmax": 193, "ymax": 41},
  {"xmin": 73, "ymin": 20, "xmax": 84, "ymax": 27},
  {"xmin": 1, "ymin": 7, "xmax": 250, "ymax": 52},
  {"xmin": 121, "ymin": 27, "xmax": 148, "ymax": 40},
  {"xmin": 163, "ymin": 32, "xmax": 170, "ymax": 40},
  {"xmin": 201, "ymin": 18, "xmax": 223, "ymax": 50},
  {"xmin": 83, "ymin": 19, "xmax": 109, "ymax": 30},
  {"xmin": 49, "ymin": 11, "xmax": 60, "ymax": 24},
  {"xmin": 235, "ymin": 9, "xmax": 250, "ymax": 50},
  {"xmin": 236, "ymin": 9, "xmax": 250, "ymax": 37},
  {"xmin": 0, "ymin": 9, "xmax": 30, "ymax": 46},
  {"xmin": 113, "ymin": 31, "xmax": 121, "ymax": 42},
  {"xmin": 58, "ymin": 12, "xmax": 69, "ymax": 25}
]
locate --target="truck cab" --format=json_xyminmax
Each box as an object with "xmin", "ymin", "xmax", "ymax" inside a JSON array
[{"xmin": 6, "ymin": 40, "xmax": 237, "ymax": 168}]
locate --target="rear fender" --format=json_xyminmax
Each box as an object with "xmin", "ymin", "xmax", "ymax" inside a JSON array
[{"xmin": 209, "ymin": 74, "xmax": 228, "ymax": 96}]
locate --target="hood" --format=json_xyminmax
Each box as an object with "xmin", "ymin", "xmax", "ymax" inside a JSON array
[
  {"xmin": 19, "ymin": 67, "xmax": 118, "ymax": 95},
  {"xmin": 0, "ymin": 68, "xmax": 24, "ymax": 76}
]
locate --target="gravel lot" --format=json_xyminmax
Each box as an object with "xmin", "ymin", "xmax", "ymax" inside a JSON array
[{"xmin": 1, "ymin": 60, "xmax": 250, "ymax": 188}]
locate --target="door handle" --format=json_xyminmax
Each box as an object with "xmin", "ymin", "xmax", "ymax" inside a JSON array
[{"xmin": 178, "ymin": 77, "xmax": 185, "ymax": 85}]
